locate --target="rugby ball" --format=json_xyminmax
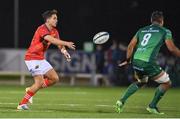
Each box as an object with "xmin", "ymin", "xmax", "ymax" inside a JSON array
[{"xmin": 93, "ymin": 31, "xmax": 109, "ymax": 44}]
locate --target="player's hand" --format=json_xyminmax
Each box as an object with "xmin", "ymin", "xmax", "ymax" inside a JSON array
[
  {"xmin": 66, "ymin": 42, "xmax": 76, "ymax": 50},
  {"xmin": 118, "ymin": 58, "xmax": 131, "ymax": 67},
  {"xmin": 61, "ymin": 49, "xmax": 71, "ymax": 62},
  {"xmin": 118, "ymin": 61, "xmax": 128, "ymax": 67}
]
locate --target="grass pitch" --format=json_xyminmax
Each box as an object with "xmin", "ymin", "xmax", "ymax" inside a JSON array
[{"xmin": 0, "ymin": 85, "xmax": 179, "ymax": 118}]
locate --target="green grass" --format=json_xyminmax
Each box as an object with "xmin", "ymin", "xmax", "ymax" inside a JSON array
[{"xmin": 0, "ymin": 85, "xmax": 179, "ymax": 118}]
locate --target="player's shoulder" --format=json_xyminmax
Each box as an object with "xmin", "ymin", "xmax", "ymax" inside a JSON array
[
  {"xmin": 35, "ymin": 24, "xmax": 46, "ymax": 32},
  {"xmin": 161, "ymin": 26, "xmax": 172, "ymax": 34},
  {"xmin": 140, "ymin": 24, "xmax": 171, "ymax": 33},
  {"xmin": 36, "ymin": 24, "xmax": 51, "ymax": 34},
  {"xmin": 37, "ymin": 24, "xmax": 47, "ymax": 30},
  {"xmin": 150, "ymin": 24, "xmax": 171, "ymax": 33}
]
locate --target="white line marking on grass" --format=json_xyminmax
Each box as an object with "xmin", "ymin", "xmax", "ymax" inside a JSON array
[
  {"xmin": 0, "ymin": 102, "xmax": 112, "ymax": 107},
  {"xmin": 0, "ymin": 102, "xmax": 17, "ymax": 105},
  {"xmin": 0, "ymin": 98, "xmax": 110, "ymax": 104},
  {"xmin": 95, "ymin": 104, "xmax": 113, "ymax": 107},
  {"xmin": 0, "ymin": 102, "xmax": 177, "ymax": 110},
  {"xmin": 0, "ymin": 102, "xmax": 84, "ymax": 107}
]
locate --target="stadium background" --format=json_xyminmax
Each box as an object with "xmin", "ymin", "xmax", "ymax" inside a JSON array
[{"xmin": 1, "ymin": 0, "xmax": 180, "ymax": 48}]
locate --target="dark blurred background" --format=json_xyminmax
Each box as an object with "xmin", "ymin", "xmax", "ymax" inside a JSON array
[{"xmin": 1, "ymin": 0, "xmax": 180, "ymax": 49}]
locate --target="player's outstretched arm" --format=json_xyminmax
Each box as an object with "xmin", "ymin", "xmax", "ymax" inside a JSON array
[
  {"xmin": 119, "ymin": 37, "xmax": 137, "ymax": 67},
  {"xmin": 126, "ymin": 37, "xmax": 137, "ymax": 60},
  {"xmin": 44, "ymin": 35, "xmax": 76, "ymax": 50},
  {"xmin": 165, "ymin": 40, "xmax": 180, "ymax": 57}
]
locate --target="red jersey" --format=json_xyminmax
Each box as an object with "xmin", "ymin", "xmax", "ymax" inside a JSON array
[{"xmin": 25, "ymin": 24, "xmax": 59, "ymax": 60}]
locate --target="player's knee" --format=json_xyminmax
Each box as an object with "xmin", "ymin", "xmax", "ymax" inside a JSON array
[
  {"xmin": 155, "ymin": 72, "xmax": 170, "ymax": 84},
  {"xmin": 34, "ymin": 81, "xmax": 44, "ymax": 89},
  {"xmin": 51, "ymin": 75, "xmax": 59, "ymax": 83},
  {"xmin": 155, "ymin": 72, "xmax": 172, "ymax": 89},
  {"xmin": 160, "ymin": 80, "xmax": 171, "ymax": 91}
]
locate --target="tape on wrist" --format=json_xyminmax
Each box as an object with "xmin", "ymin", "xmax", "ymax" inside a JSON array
[{"xmin": 61, "ymin": 49, "xmax": 67, "ymax": 54}]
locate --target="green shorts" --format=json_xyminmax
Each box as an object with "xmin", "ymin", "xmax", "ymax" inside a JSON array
[{"xmin": 132, "ymin": 59, "xmax": 163, "ymax": 79}]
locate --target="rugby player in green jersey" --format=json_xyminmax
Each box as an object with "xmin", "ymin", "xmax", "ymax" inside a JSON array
[{"xmin": 115, "ymin": 11, "xmax": 180, "ymax": 114}]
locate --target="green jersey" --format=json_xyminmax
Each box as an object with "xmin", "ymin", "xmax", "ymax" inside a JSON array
[{"xmin": 133, "ymin": 24, "xmax": 173, "ymax": 62}]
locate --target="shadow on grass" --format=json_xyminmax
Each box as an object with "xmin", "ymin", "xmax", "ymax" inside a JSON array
[{"xmin": 46, "ymin": 107, "xmax": 115, "ymax": 114}]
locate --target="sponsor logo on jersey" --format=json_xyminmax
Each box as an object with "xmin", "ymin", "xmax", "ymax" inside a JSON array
[
  {"xmin": 137, "ymin": 48, "xmax": 147, "ymax": 52},
  {"xmin": 141, "ymin": 28, "xmax": 159, "ymax": 33},
  {"xmin": 133, "ymin": 66, "xmax": 144, "ymax": 71}
]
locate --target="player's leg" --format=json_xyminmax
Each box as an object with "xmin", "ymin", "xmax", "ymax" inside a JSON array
[
  {"xmin": 25, "ymin": 69, "xmax": 58, "ymax": 103},
  {"xmin": 17, "ymin": 75, "xmax": 44, "ymax": 110},
  {"xmin": 17, "ymin": 60, "xmax": 50, "ymax": 110},
  {"xmin": 115, "ymin": 71, "xmax": 148, "ymax": 113},
  {"xmin": 25, "ymin": 87, "xmax": 33, "ymax": 104},
  {"xmin": 41, "ymin": 68, "xmax": 59, "ymax": 88},
  {"xmin": 147, "ymin": 71, "xmax": 171, "ymax": 114},
  {"xmin": 120, "ymin": 72, "xmax": 148, "ymax": 102},
  {"xmin": 32, "ymin": 60, "xmax": 59, "ymax": 88}
]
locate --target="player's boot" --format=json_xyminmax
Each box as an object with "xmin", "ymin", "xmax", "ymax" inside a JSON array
[
  {"xmin": 115, "ymin": 100, "xmax": 124, "ymax": 113},
  {"xmin": 146, "ymin": 106, "xmax": 164, "ymax": 115},
  {"xmin": 17, "ymin": 104, "xmax": 29, "ymax": 110},
  {"xmin": 26, "ymin": 87, "xmax": 33, "ymax": 104}
]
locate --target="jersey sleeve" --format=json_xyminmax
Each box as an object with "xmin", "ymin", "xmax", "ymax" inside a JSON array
[
  {"xmin": 38, "ymin": 27, "xmax": 50, "ymax": 38},
  {"xmin": 134, "ymin": 31, "xmax": 139, "ymax": 38},
  {"xmin": 133, "ymin": 29, "xmax": 140, "ymax": 41},
  {"xmin": 165, "ymin": 29, "xmax": 173, "ymax": 40}
]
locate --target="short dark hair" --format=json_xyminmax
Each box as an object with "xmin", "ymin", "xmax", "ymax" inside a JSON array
[
  {"xmin": 151, "ymin": 11, "xmax": 164, "ymax": 23},
  {"xmin": 42, "ymin": 9, "xmax": 58, "ymax": 22}
]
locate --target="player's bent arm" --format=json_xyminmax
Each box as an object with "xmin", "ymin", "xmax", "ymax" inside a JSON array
[
  {"xmin": 126, "ymin": 37, "xmax": 138, "ymax": 60},
  {"xmin": 165, "ymin": 39, "xmax": 180, "ymax": 57},
  {"xmin": 44, "ymin": 35, "xmax": 69, "ymax": 46},
  {"xmin": 118, "ymin": 37, "xmax": 137, "ymax": 67},
  {"xmin": 44, "ymin": 35, "xmax": 75, "ymax": 50}
]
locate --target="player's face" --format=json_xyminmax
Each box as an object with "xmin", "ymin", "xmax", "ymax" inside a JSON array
[{"xmin": 48, "ymin": 14, "xmax": 58, "ymax": 27}]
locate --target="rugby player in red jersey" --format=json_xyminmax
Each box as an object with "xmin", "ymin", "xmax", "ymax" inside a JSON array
[{"xmin": 17, "ymin": 9, "xmax": 75, "ymax": 110}]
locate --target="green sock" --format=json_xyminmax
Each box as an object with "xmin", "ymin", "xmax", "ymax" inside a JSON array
[
  {"xmin": 149, "ymin": 86, "xmax": 166, "ymax": 108},
  {"xmin": 120, "ymin": 83, "xmax": 139, "ymax": 103}
]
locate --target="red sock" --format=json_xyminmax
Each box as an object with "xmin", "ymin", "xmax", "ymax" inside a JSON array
[
  {"xmin": 42, "ymin": 79, "xmax": 50, "ymax": 88},
  {"xmin": 20, "ymin": 90, "xmax": 34, "ymax": 105}
]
